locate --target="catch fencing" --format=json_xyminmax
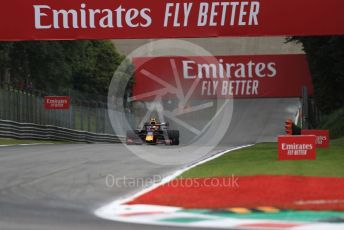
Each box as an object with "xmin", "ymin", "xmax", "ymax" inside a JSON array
[
  {"xmin": 0, "ymin": 83, "xmax": 116, "ymax": 134},
  {"xmin": 0, "ymin": 83, "xmax": 132, "ymax": 142}
]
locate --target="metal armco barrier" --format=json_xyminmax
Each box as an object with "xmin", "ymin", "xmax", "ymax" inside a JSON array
[{"xmin": 0, "ymin": 119, "xmax": 125, "ymax": 143}]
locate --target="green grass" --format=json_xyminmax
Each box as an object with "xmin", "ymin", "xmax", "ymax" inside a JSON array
[
  {"xmin": 180, "ymin": 137, "xmax": 344, "ymax": 178},
  {"xmin": 0, "ymin": 138, "xmax": 69, "ymax": 145}
]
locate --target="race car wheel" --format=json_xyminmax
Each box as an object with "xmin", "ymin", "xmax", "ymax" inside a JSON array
[
  {"xmin": 172, "ymin": 138, "xmax": 179, "ymax": 145},
  {"xmin": 168, "ymin": 130, "xmax": 180, "ymax": 145}
]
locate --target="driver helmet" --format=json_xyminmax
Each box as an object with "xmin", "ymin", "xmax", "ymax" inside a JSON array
[{"xmin": 150, "ymin": 117, "xmax": 157, "ymax": 125}]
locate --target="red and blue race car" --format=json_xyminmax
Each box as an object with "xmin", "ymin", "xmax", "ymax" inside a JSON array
[{"xmin": 126, "ymin": 118, "xmax": 180, "ymax": 145}]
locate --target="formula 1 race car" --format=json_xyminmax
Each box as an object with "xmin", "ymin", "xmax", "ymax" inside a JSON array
[{"xmin": 126, "ymin": 118, "xmax": 180, "ymax": 145}]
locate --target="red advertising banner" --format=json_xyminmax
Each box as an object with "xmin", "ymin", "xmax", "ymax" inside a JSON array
[
  {"xmin": 301, "ymin": 130, "xmax": 330, "ymax": 148},
  {"xmin": 44, "ymin": 96, "xmax": 70, "ymax": 110},
  {"xmin": 132, "ymin": 54, "xmax": 313, "ymax": 100},
  {"xmin": 0, "ymin": 0, "xmax": 344, "ymax": 40},
  {"xmin": 278, "ymin": 135, "xmax": 316, "ymax": 160}
]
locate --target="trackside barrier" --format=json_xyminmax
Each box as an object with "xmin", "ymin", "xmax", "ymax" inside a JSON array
[{"xmin": 0, "ymin": 119, "xmax": 125, "ymax": 143}]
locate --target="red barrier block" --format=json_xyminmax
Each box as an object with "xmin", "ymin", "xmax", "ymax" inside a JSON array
[
  {"xmin": 278, "ymin": 135, "xmax": 316, "ymax": 160},
  {"xmin": 301, "ymin": 130, "xmax": 330, "ymax": 148}
]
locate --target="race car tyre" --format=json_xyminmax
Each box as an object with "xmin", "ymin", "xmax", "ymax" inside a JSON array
[
  {"xmin": 167, "ymin": 130, "xmax": 180, "ymax": 145},
  {"xmin": 173, "ymin": 138, "xmax": 180, "ymax": 145}
]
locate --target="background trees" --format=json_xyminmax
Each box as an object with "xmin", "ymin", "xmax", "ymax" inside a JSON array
[
  {"xmin": 0, "ymin": 40, "xmax": 126, "ymax": 98},
  {"xmin": 288, "ymin": 36, "xmax": 344, "ymax": 114}
]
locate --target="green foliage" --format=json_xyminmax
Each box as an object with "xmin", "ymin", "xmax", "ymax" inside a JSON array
[
  {"xmin": 11, "ymin": 41, "xmax": 72, "ymax": 92},
  {"xmin": 0, "ymin": 40, "xmax": 126, "ymax": 97},
  {"xmin": 180, "ymin": 137, "xmax": 344, "ymax": 178},
  {"xmin": 320, "ymin": 108, "xmax": 344, "ymax": 139},
  {"xmin": 67, "ymin": 40, "xmax": 125, "ymax": 96},
  {"xmin": 108, "ymin": 58, "xmax": 135, "ymax": 98},
  {"xmin": 287, "ymin": 36, "xmax": 344, "ymax": 114},
  {"xmin": 0, "ymin": 43, "xmax": 12, "ymax": 74}
]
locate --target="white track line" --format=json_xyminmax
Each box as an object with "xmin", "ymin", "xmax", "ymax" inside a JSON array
[{"xmin": 95, "ymin": 144, "xmax": 253, "ymax": 218}]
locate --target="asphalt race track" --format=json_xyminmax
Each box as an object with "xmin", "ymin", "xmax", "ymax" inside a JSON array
[
  {"xmin": 0, "ymin": 98, "xmax": 300, "ymax": 230},
  {"xmin": 0, "ymin": 143, "xmax": 224, "ymax": 230}
]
